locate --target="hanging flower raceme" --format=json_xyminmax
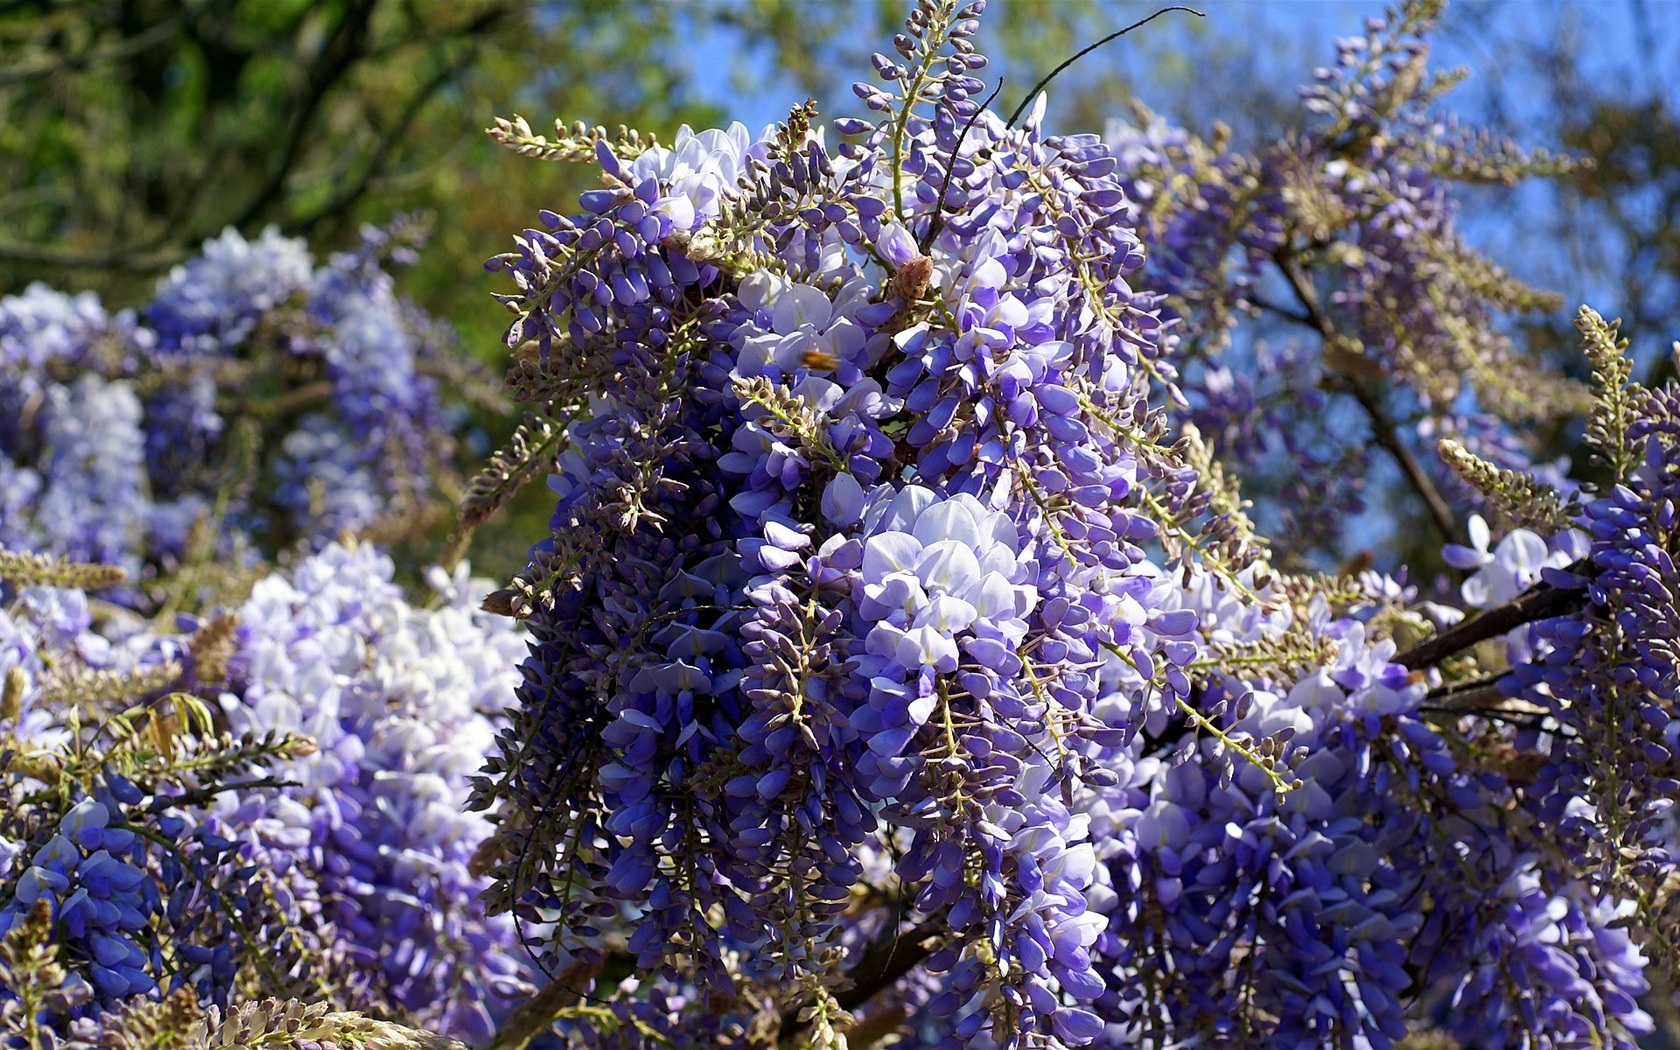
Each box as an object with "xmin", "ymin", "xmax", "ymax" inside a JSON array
[
  {"xmin": 461, "ymin": 4, "xmax": 1670, "ymax": 1050},
  {"xmin": 0, "ymin": 220, "xmax": 464, "ymax": 604},
  {"xmin": 0, "ymin": 543, "xmax": 538, "ymax": 1046}
]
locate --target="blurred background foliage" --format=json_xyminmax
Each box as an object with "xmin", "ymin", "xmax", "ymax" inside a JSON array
[{"xmin": 2, "ymin": 0, "xmax": 1676, "ymax": 580}]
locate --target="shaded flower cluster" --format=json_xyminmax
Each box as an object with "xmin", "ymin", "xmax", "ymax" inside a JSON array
[
  {"xmin": 0, "ymin": 220, "xmax": 461, "ymax": 599},
  {"xmin": 0, "ymin": 544, "xmax": 536, "ymax": 1047},
  {"xmin": 1497, "ymin": 310, "xmax": 1680, "ymax": 988},
  {"xmin": 1107, "ymin": 1, "xmax": 1585, "ymax": 557}
]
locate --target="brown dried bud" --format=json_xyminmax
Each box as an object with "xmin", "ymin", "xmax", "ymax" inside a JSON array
[
  {"xmin": 888, "ymin": 254, "xmax": 933, "ymax": 303},
  {"xmin": 1, "ymin": 666, "xmax": 24, "ymax": 722},
  {"xmin": 481, "ymin": 586, "xmax": 529, "ymax": 619},
  {"xmin": 883, "ymin": 255, "xmax": 936, "ymax": 334}
]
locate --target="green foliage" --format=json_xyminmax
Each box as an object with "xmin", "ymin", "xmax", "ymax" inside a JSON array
[
  {"xmin": 193, "ymin": 998, "xmax": 467, "ymax": 1049},
  {"xmin": 0, "ymin": 0, "xmax": 740, "ymax": 362},
  {"xmin": 486, "ymin": 117, "xmax": 661, "ymax": 164},
  {"xmin": 61, "ymin": 989, "xmax": 205, "ymax": 1050},
  {"xmin": 449, "ymin": 411, "xmax": 566, "ymax": 558},
  {"xmin": 1175, "ymin": 423, "xmax": 1271, "ymax": 574},
  {"xmin": 0, "ymin": 0, "xmax": 506, "ymax": 291},
  {"xmin": 59, "ymin": 992, "xmax": 468, "ymax": 1050},
  {"xmin": 0, "ymin": 900, "xmax": 76, "ymax": 1050},
  {"xmin": 1563, "ymin": 95, "xmax": 1680, "ymax": 386}
]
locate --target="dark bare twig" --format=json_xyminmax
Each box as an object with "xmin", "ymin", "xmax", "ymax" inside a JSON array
[
  {"xmin": 776, "ymin": 914, "xmax": 949, "ymax": 1040},
  {"xmin": 1006, "ymin": 7, "xmax": 1205, "ymax": 128},
  {"xmin": 1418, "ymin": 673, "xmax": 1559, "ymax": 731},
  {"xmin": 1271, "ymin": 245, "xmax": 1460, "ymax": 544},
  {"xmin": 488, "ymin": 959, "xmax": 607, "ymax": 1050},
  {"xmin": 1396, "ymin": 558, "xmax": 1588, "ymax": 671},
  {"xmin": 919, "ymin": 77, "xmax": 1005, "ymax": 253},
  {"xmin": 146, "ymin": 777, "xmax": 303, "ymax": 811},
  {"xmin": 835, "ymin": 915, "xmax": 947, "ymax": 1011},
  {"xmin": 1423, "ymin": 672, "xmax": 1510, "ymax": 707}
]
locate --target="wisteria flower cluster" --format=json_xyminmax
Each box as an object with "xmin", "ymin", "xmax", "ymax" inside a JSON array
[
  {"xmin": 1488, "ymin": 309, "xmax": 1680, "ymax": 999},
  {"xmin": 0, "ymin": 544, "xmax": 534, "ymax": 1047},
  {"xmin": 0, "ymin": 0, "xmax": 1677, "ymax": 1048},
  {"xmin": 212, "ymin": 543, "xmax": 533, "ymax": 1040},
  {"xmin": 463, "ymin": 2, "xmax": 1676, "ymax": 1049},
  {"xmin": 1107, "ymin": 0, "xmax": 1585, "ymax": 558},
  {"xmin": 0, "ymin": 219, "xmax": 465, "ymax": 602}
]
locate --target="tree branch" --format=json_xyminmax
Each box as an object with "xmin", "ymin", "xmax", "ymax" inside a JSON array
[
  {"xmin": 227, "ymin": 0, "xmax": 379, "ymax": 232},
  {"xmin": 1343, "ymin": 378, "xmax": 1459, "ymax": 544},
  {"xmin": 1249, "ymin": 292, "xmax": 1313, "ymax": 327},
  {"xmin": 1270, "ymin": 245, "xmax": 1460, "ymax": 545},
  {"xmin": 283, "ymin": 6, "xmax": 509, "ymax": 236},
  {"xmin": 488, "ymin": 958, "xmax": 606, "ymax": 1050},
  {"xmin": 777, "ymin": 914, "xmax": 949, "ymax": 1041},
  {"xmin": 1395, "ymin": 558, "xmax": 1588, "ymax": 671}
]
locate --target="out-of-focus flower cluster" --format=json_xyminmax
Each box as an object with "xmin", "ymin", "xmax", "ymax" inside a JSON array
[
  {"xmin": 1107, "ymin": 0, "xmax": 1586, "ymax": 558},
  {"xmin": 0, "ymin": 206, "xmax": 526, "ymax": 1050},
  {"xmin": 0, "ymin": 543, "xmax": 536, "ymax": 1047},
  {"xmin": 463, "ymin": 2, "xmax": 1674, "ymax": 1049},
  {"xmin": 0, "ymin": 219, "xmax": 462, "ymax": 601},
  {"xmin": 213, "ymin": 543, "xmax": 532, "ymax": 1041}
]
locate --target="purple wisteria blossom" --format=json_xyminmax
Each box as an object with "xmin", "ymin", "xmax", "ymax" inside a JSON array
[
  {"xmin": 215, "ymin": 543, "xmax": 534, "ymax": 1042},
  {"xmin": 0, "ymin": 545, "xmax": 538, "ymax": 1044},
  {"xmin": 3, "ymin": 1, "xmax": 1674, "ymax": 1048},
  {"xmin": 0, "ymin": 222, "xmax": 459, "ymax": 593},
  {"xmin": 469, "ymin": 3, "xmax": 1665, "ymax": 1047},
  {"xmin": 1108, "ymin": 4, "xmax": 1585, "ymax": 560}
]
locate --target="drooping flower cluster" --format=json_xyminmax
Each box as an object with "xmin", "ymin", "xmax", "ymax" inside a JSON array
[
  {"xmin": 0, "ymin": 290, "xmax": 160, "ymax": 575},
  {"xmin": 213, "ymin": 542, "xmax": 534, "ymax": 1041},
  {"xmin": 1107, "ymin": 1, "xmax": 1586, "ymax": 557},
  {"xmin": 475, "ymin": 0, "xmax": 1216, "ymax": 1038},
  {"xmin": 1, "ymin": 799, "xmax": 158, "ymax": 1007},
  {"xmin": 1489, "ymin": 310, "xmax": 1680, "ymax": 990},
  {"xmin": 0, "ymin": 544, "xmax": 535, "ymax": 1046},
  {"xmin": 0, "ymin": 219, "xmax": 462, "ymax": 598},
  {"xmin": 0, "ymin": 1, "xmax": 1675, "ymax": 1048},
  {"xmin": 0, "ymin": 573, "xmax": 255, "ymax": 1021},
  {"xmin": 468, "ymin": 3, "xmax": 1666, "ymax": 1048}
]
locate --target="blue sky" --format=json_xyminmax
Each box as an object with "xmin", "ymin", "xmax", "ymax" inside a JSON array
[
  {"xmin": 682, "ymin": 1, "xmax": 1678, "ymax": 137},
  {"xmin": 677, "ymin": 0, "xmax": 1678, "ymax": 358}
]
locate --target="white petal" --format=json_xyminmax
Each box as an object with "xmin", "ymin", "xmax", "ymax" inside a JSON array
[{"xmin": 1467, "ymin": 513, "xmax": 1490, "ymax": 554}]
